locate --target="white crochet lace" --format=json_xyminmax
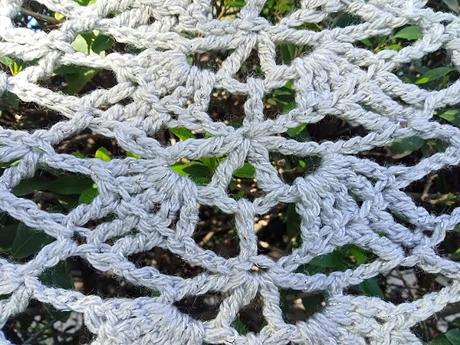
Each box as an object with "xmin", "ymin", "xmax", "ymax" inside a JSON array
[{"xmin": 1, "ymin": 0, "xmax": 460, "ymax": 344}]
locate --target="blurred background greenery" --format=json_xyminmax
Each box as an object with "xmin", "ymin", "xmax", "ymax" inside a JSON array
[{"xmin": 1, "ymin": 0, "xmax": 460, "ymax": 343}]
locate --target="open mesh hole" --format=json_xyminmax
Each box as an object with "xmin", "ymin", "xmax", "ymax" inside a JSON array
[
  {"xmin": 55, "ymin": 130, "xmax": 128, "ymax": 159},
  {"xmin": 297, "ymin": 244, "xmax": 378, "ymax": 275},
  {"xmin": 280, "ymin": 289, "xmax": 326, "ymax": 323},
  {"xmin": 228, "ymin": 164, "xmax": 262, "ymax": 201},
  {"xmin": 434, "ymin": 104, "xmax": 460, "ymax": 127},
  {"xmin": 380, "ymin": 268, "xmax": 446, "ymax": 304},
  {"xmin": 275, "ymin": 43, "xmax": 312, "ymax": 65},
  {"xmin": 11, "ymin": 166, "xmax": 97, "ymax": 214},
  {"xmin": 211, "ymin": 0, "xmax": 244, "ymax": 19},
  {"xmin": 403, "ymin": 166, "xmax": 460, "ymax": 216},
  {"xmin": 0, "ymin": 100, "xmax": 65, "ymax": 130},
  {"xmin": 397, "ymin": 49, "xmax": 459, "ymax": 91},
  {"xmin": 193, "ymin": 205, "xmax": 239, "ymax": 258},
  {"xmin": 128, "ymin": 247, "xmax": 204, "ymax": 279},
  {"xmin": 233, "ymin": 293, "xmax": 266, "ymax": 333},
  {"xmin": 174, "ymin": 292, "xmax": 224, "ymax": 321},
  {"xmin": 46, "ymin": 257, "xmax": 157, "ymax": 298},
  {"xmin": 188, "ymin": 50, "xmax": 229, "ymax": 73},
  {"xmin": 359, "ymin": 137, "xmax": 448, "ymax": 167},
  {"xmin": 235, "ymin": 49, "xmax": 263, "ymax": 82},
  {"xmin": 256, "ymin": 203, "xmax": 301, "ymax": 260},
  {"xmin": 260, "ymin": 0, "xmax": 299, "ymax": 24},
  {"xmin": 305, "ymin": 116, "xmax": 368, "ymax": 142},
  {"xmin": 3, "ymin": 299, "xmax": 92, "ymax": 344},
  {"xmin": 269, "ymin": 152, "xmax": 321, "ymax": 184},
  {"xmin": 0, "ymin": 212, "xmax": 54, "ymax": 263},
  {"xmin": 426, "ymin": 0, "xmax": 460, "ymax": 14},
  {"xmin": 40, "ymin": 66, "xmax": 117, "ymax": 97},
  {"xmin": 208, "ymin": 89, "xmax": 246, "ymax": 126},
  {"xmin": 356, "ymin": 24, "xmax": 424, "ymax": 53},
  {"xmin": 264, "ymin": 81, "xmax": 296, "ymax": 119}
]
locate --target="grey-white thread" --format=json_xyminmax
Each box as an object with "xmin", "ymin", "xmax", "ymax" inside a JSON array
[{"xmin": 0, "ymin": 0, "xmax": 460, "ymax": 344}]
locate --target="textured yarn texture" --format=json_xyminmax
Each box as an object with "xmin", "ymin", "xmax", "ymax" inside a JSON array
[{"xmin": 1, "ymin": 0, "xmax": 460, "ymax": 344}]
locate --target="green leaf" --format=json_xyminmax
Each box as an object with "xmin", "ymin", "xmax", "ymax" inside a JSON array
[
  {"xmin": 286, "ymin": 124, "xmax": 306, "ymax": 138},
  {"xmin": 416, "ymin": 67, "xmax": 454, "ymax": 85},
  {"xmin": 450, "ymin": 248, "xmax": 460, "ymax": 261},
  {"xmin": 438, "ymin": 108, "xmax": 460, "ymax": 126},
  {"xmin": 126, "ymin": 151, "xmax": 141, "ymax": 159},
  {"xmin": 388, "ymin": 136, "xmax": 425, "ymax": 157},
  {"xmin": 169, "ymin": 127, "xmax": 194, "ymax": 141},
  {"xmin": 446, "ymin": 329, "xmax": 460, "ymax": 344},
  {"xmin": 78, "ymin": 186, "xmax": 98, "ymax": 204},
  {"xmin": 91, "ymin": 34, "xmax": 113, "ymax": 54},
  {"xmin": 233, "ymin": 163, "xmax": 255, "ymax": 178},
  {"xmin": 56, "ymin": 65, "xmax": 98, "ymax": 95},
  {"xmin": 285, "ymin": 203, "xmax": 301, "ymax": 241},
  {"xmin": 0, "ymin": 224, "xmax": 17, "ymax": 250},
  {"xmin": 39, "ymin": 261, "xmax": 74, "ymax": 289},
  {"xmin": 10, "ymin": 223, "xmax": 54, "ymax": 259},
  {"xmin": 428, "ymin": 336, "xmax": 451, "ymax": 345},
  {"xmin": 443, "ymin": 0, "xmax": 460, "ymax": 13},
  {"xmin": 349, "ymin": 246, "xmax": 368, "ymax": 265},
  {"xmin": 12, "ymin": 175, "xmax": 52, "ymax": 196},
  {"xmin": 358, "ymin": 278, "xmax": 384, "ymax": 298},
  {"xmin": 47, "ymin": 175, "xmax": 94, "ymax": 195},
  {"xmin": 232, "ymin": 318, "xmax": 248, "ymax": 335},
  {"xmin": 171, "ymin": 162, "xmax": 212, "ymax": 185},
  {"xmin": 394, "ymin": 26, "xmax": 422, "ymax": 40},
  {"xmin": 72, "ymin": 34, "xmax": 90, "ymax": 54},
  {"xmin": 74, "ymin": 0, "xmax": 96, "ymax": 6},
  {"xmin": 95, "ymin": 147, "xmax": 111, "ymax": 161}
]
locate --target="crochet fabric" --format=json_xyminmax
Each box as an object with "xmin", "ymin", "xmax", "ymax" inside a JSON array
[{"xmin": 1, "ymin": 0, "xmax": 460, "ymax": 344}]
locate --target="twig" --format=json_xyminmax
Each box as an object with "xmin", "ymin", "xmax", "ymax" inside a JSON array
[{"xmin": 20, "ymin": 7, "xmax": 62, "ymax": 25}]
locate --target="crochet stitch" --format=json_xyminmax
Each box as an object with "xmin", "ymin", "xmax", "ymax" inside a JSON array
[{"xmin": 1, "ymin": 0, "xmax": 460, "ymax": 344}]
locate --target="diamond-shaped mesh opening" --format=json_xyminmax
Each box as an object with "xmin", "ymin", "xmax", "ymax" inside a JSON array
[
  {"xmin": 0, "ymin": 212, "xmax": 54, "ymax": 263},
  {"xmin": 301, "ymin": 116, "xmax": 368, "ymax": 143},
  {"xmin": 355, "ymin": 24, "xmax": 425, "ymax": 53},
  {"xmin": 275, "ymin": 43, "xmax": 312, "ymax": 65},
  {"xmin": 12, "ymin": 167, "xmax": 97, "ymax": 214},
  {"xmin": 55, "ymin": 130, "xmax": 128, "ymax": 159},
  {"xmin": 174, "ymin": 292, "xmax": 224, "ymax": 321},
  {"xmin": 280, "ymin": 289, "xmax": 327, "ymax": 323},
  {"xmin": 269, "ymin": 152, "xmax": 321, "ymax": 184},
  {"xmin": 380, "ymin": 268, "xmax": 446, "ymax": 304},
  {"xmin": 41, "ymin": 65, "xmax": 117, "ymax": 97},
  {"xmin": 233, "ymin": 293, "xmax": 266, "ymax": 333},
  {"xmin": 426, "ymin": 0, "xmax": 460, "ymax": 13},
  {"xmin": 188, "ymin": 50, "xmax": 229, "ymax": 73},
  {"xmin": 256, "ymin": 203, "xmax": 301, "ymax": 259},
  {"xmin": 229, "ymin": 165, "xmax": 262, "ymax": 201},
  {"xmin": 260, "ymin": 0, "xmax": 299, "ymax": 24},
  {"xmin": 397, "ymin": 49, "xmax": 459, "ymax": 91},
  {"xmin": 212, "ymin": 0, "xmax": 244, "ymax": 19},
  {"xmin": 411, "ymin": 307, "xmax": 460, "ymax": 343},
  {"xmin": 403, "ymin": 166, "xmax": 460, "ymax": 216},
  {"xmin": 208, "ymin": 89, "xmax": 246, "ymax": 126},
  {"xmin": 359, "ymin": 137, "xmax": 448, "ymax": 167},
  {"xmin": 3, "ymin": 299, "xmax": 92, "ymax": 344},
  {"xmin": 235, "ymin": 49, "xmax": 263, "ymax": 82},
  {"xmin": 128, "ymin": 247, "xmax": 204, "ymax": 279},
  {"xmin": 41, "ymin": 257, "xmax": 156, "ymax": 299},
  {"xmin": 0, "ymin": 100, "xmax": 65, "ymax": 130},
  {"xmin": 193, "ymin": 205, "xmax": 238, "ymax": 259},
  {"xmin": 435, "ymin": 105, "xmax": 460, "ymax": 127},
  {"xmin": 297, "ymin": 244, "xmax": 378, "ymax": 275},
  {"xmin": 264, "ymin": 81, "xmax": 296, "ymax": 118}
]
